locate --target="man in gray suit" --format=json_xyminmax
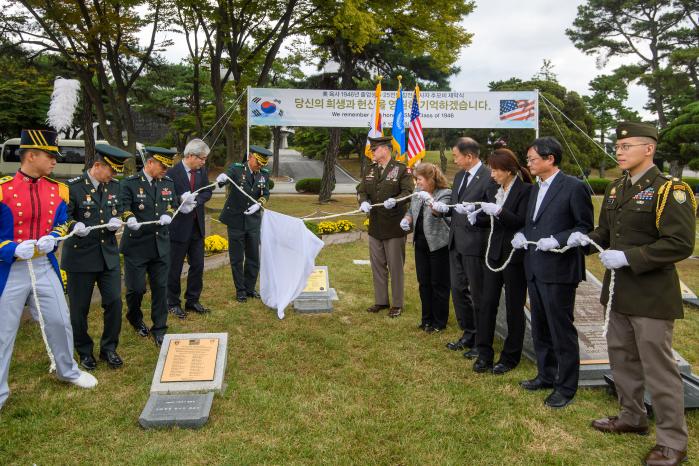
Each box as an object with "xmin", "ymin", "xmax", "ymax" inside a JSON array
[{"xmin": 432, "ymin": 137, "xmax": 496, "ymax": 357}]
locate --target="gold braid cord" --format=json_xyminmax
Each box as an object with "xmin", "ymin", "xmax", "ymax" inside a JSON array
[{"xmin": 656, "ymin": 181, "xmax": 672, "ymax": 229}]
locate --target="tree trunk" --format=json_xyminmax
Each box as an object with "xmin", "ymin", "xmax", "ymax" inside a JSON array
[
  {"xmin": 271, "ymin": 126, "xmax": 281, "ymax": 178},
  {"xmin": 669, "ymin": 160, "xmax": 684, "ymax": 179},
  {"xmin": 439, "ymin": 129, "xmax": 448, "ymax": 173},
  {"xmin": 319, "ymin": 127, "xmax": 340, "ymax": 203},
  {"xmin": 192, "ymin": 61, "xmax": 203, "ymax": 134},
  {"xmin": 81, "ymin": 88, "xmax": 95, "ymax": 169},
  {"xmin": 598, "ymin": 132, "xmax": 606, "ymax": 178}
]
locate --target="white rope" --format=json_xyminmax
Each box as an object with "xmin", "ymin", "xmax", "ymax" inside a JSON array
[
  {"xmin": 26, "ymin": 257, "xmax": 57, "ymax": 373},
  {"xmin": 202, "ymin": 90, "xmax": 247, "ymax": 141}
]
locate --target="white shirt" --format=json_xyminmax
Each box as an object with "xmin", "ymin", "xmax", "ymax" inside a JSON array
[
  {"xmin": 87, "ymin": 170, "xmax": 100, "ymax": 190},
  {"xmin": 532, "ymin": 170, "xmax": 559, "ymax": 220},
  {"xmin": 495, "ymin": 177, "xmax": 516, "ymax": 207},
  {"xmin": 143, "ymin": 171, "xmax": 155, "ymax": 185}
]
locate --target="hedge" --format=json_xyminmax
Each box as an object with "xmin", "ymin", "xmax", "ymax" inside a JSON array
[
  {"xmin": 587, "ymin": 178, "xmax": 611, "ymax": 194},
  {"xmin": 295, "ymin": 178, "xmax": 322, "ymax": 193}
]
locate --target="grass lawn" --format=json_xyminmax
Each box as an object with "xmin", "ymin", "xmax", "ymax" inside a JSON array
[{"xmin": 1, "ymin": 195, "xmax": 698, "ymax": 464}]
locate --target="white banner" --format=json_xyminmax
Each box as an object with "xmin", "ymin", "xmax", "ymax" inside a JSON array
[{"xmin": 248, "ymin": 88, "xmax": 538, "ymax": 130}]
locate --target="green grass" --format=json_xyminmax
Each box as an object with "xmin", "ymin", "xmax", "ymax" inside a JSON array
[{"xmin": 1, "ymin": 195, "xmax": 697, "ymax": 464}]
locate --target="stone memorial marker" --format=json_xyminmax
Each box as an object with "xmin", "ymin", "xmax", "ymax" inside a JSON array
[
  {"xmin": 293, "ymin": 266, "xmax": 338, "ymax": 313},
  {"xmin": 139, "ymin": 393, "xmax": 214, "ymax": 429}
]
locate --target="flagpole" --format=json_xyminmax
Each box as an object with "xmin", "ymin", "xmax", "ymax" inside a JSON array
[{"xmin": 535, "ymin": 88, "xmax": 540, "ymax": 139}]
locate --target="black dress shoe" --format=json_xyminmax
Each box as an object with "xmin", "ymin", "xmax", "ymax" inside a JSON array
[
  {"xmin": 544, "ymin": 390, "xmax": 574, "ymax": 409},
  {"xmin": 168, "ymin": 304, "xmax": 187, "ymax": 319},
  {"xmin": 236, "ymin": 293, "xmax": 247, "ymax": 303},
  {"xmin": 79, "ymin": 354, "xmax": 97, "ymax": 371},
  {"xmin": 473, "ymin": 359, "xmax": 493, "ymax": 373},
  {"xmin": 463, "ymin": 348, "xmax": 479, "ymax": 359},
  {"xmin": 152, "ymin": 334, "xmax": 164, "ymax": 347},
  {"xmin": 493, "ymin": 362, "xmax": 516, "ymax": 375},
  {"xmin": 185, "ymin": 302, "xmax": 210, "ymax": 314},
  {"xmin": 417, "ymin": 322, "xmax": 430, "ymax": 331},
  {"xmin": 520, "ymin": 377, "xmax": 554, "ymax": 391},
  {"xmin": 246, "ymin": 290, "xmax": 261, "ymax": 299},
  {"xmin": 99, "ymin": 350, "xmax": 124, "ymax": 369},
  {"xmin": 130, "ymin": 320, "xmax": 150, "ymax": 337},
  {"xmin": 446, "ymin": 336, "xmax": 472, "ymax": 351}
]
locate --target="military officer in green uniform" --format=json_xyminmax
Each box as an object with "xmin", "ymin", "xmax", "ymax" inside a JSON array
[
  {"xmin": 568, "ymin": 122, "xmax": 696, "ymax": 466},
  {"xmin": 216, "ymin": 145, "xmax": 271, "ymax": 303},
  {"xmin": 62, "ymin": 144, "xmax": 132, "ymax": 370},
  {"xmin": 357, "ymin": 136, "xmax": 414, "ymax": 317},
  {"xmin": 120, "ymin": 147, "xmax": 189, "ymax": 347}
]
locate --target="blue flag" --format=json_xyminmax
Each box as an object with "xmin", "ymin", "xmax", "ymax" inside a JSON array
[{"xmin": 391, "ymin": 83, "xmax": 406, "ymax": 160}]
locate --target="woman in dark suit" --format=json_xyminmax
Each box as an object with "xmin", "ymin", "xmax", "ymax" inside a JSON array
[{"xmin": 467, "ymin": 148, "xmax": 533, "ymax": 374}]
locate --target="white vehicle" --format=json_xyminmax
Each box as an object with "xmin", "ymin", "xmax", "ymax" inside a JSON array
[{"xmin": 0, "ymin": 138, "xmax": 146, "ymax": 178}]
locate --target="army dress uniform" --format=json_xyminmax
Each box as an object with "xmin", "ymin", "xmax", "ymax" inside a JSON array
[
  {"xmin": 120, "ymin": 148, "xmax": 178, "ymax": 343},
  {"xmin": 61, "ymin": 144, "xmax": 132, "ymax": 369},
  {"xmin": 218, "ymin": 146, "xmax": 271, "ymax": 301},
  {"xmin": 587, "ymin": 122, "xmax": 696, "ymax": 457},
  {"xmin": 356, "ymin": 141, "xmax": 414, "ymax": 313}
]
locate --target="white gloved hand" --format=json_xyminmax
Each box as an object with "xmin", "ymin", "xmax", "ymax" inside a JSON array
[
  {"xmin": 359, "ymin": 201, "xmax": 372, "ymax": 213},
  {"xmin": 511, "ymin": 232, "xmax": 528, "ymax": 250},
  {"xmin": 179, "ymin": 201, "xmax": 196, "ymax": 214},
  {"xmin": 536, "ymin": 236, "xmax": 560, "ymax": 251},
  {"xmin": 216, "ymin": 173, "xmax": 228, "ymax": 187},
  {"xmin": 417, "ymin": 191, "xmax": 433, "ymax": 203},
  {"xmin": 73, "ymin": 222, "xmax": 89, "ymax": 237},
  {"xmin": 430, "ymin": 201, "xmax": 449, "ymax": 213},
  {"xmin": 14, "ymin": 240, "xmax": 36, "ymax": 260},
  {"xmin": 454, "ymin": 202, "xmax": 473, "ymax": 215},
  {"xmin": 480, "ymin": 202, "xmax": 502, "ymax": 216},
  {"xmin": 567, "ymin": 231, "xmax": 591, "ymax": 248},
  {"xmin": 180, "ymin": 191, "xmax": 198, "ymax": 205},
  {"xmin": 383, "ymin": 198, "xmax": 397, "ymax": 209},
  {"xmin": 126, "ymin": 217, "xmax": 141, "ymax": 231},
  {"xmin": 37, "ymin": 235, "xmax": 57, "ymax": 254},
  {"xmin": 399, "ymin": 218, "xmax": 411, "ymax": 231},
  {"xmin": 244, "ymin": 203, "xmax": 261, "ymax": 215},
  {"xmin": 467, "ymin": 208, "xmax": 481, "ymax": 225},
  {"xmin": 106, "ymin": 217, "xmax": 122, "ymax": 232},
  {"xmin": 600, "ymin": 250, "xmax": 629, "ymax": 270},
  {"xmin": 159, "ymin": 214, "xmax": 172, "ymax": 226}
]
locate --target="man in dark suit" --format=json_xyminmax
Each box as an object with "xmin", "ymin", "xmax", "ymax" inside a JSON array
[
  {"xmin": 167, "ymin": 139, "xmax": 214, "ymax": 318},
  {"xmin": 511, "ymin": 136, "xmax": 593, "ymax": 408},
  {"xmin": 432, "ymin": 137, "xmax": 495, "ymax": 356}
]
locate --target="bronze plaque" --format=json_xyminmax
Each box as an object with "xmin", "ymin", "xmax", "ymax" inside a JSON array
[
  {"xmin": 160, "ymin": 338, "xmax": 219, "ymax": 383},
  {"xmin": 303, "ymin": 268, "xmax": 328, "ymax": 292}
]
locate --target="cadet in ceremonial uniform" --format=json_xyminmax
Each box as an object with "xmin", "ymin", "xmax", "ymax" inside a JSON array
[
  {"xmin": 120, "ymin": 147, "xmax": 183, "ymax": 347},
  {"xmin": 216, "ymin": 145, "xmax": 271, "ymax": 303},
  {"xmin": 62, "ymin": 144, "xmax": 132, "ymax": 370},
  {"xmin": 569, "ymin": 122, "xmax": 696, "ymax": 466},
  {"xmin": 0, "ymin": 129, "xmax": 97, "ymax": 410},
  {"xmin": 357, "ymin": 136, "xmax": 414, "ymax": 317}
]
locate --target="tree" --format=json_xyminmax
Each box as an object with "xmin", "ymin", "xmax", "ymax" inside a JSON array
[{"xmin": 659, "ymin": 101, "xmax": 699, "ymax": 177}]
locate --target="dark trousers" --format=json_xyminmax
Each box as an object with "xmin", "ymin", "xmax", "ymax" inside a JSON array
[
  {"xmin": 475, "ymin": 261, "xmax": 526, "ymax": 366},
  {"xmin": 227, "ymin": 225, "xmax": 260, "ymax": 294},
  {"xmin": 527, "ymin": 279, "xmax": 579, "ymax": 398},
  {"xmin": 414, "ymin": 238, "xmax": 450, "ymax": 329},
  {"xmin": 124, "ymin": 253, "xmax": 169, "ymax": 337},
  {"xmin": 67, "ymin": 266, "xmax": 122, "ymax": 357},
  {"xmin": 449, "ymin": 249, "xmax": 484, "ymax": 345},
  {"xmin": 168, "ymin": 223, "xmax": 204, "ymax": 307}
]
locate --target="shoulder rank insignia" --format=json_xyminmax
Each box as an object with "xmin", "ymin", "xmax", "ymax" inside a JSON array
[{"xmin": 68, "ymin": 176, "xmax": 83, "ymax": 184}]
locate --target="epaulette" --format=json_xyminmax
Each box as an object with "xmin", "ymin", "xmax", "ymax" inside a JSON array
[
  {"xmin": 67, "ymin": 175, "xmax": 83, "ymax": 185},
  {"xmin": 44, "ymin": 177, "xmax": 70, "ymax": 203},
  {"xmin": 126, "ymin": 174, "xmax": 139, "ymax": 180},
  {"xmin": 662, "ymin": 173, "xmax": 673, "ymax": 180},
  {"xmin": 232, "ymin": 163, "xmax": 244, "ymax": 168},
  {"xmin": 261, "ymin": 168, "xmax": 270, "ymax": 174},
  {"xmin": 0, "ymin": 175, "xmax": 12, "ymax": 185},
  {"xmin": 163, "ymin": 175, "xmax": 173, "ymax": 181}
]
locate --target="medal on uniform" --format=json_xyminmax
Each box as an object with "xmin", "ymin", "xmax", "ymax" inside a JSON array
[
  {"xmin": 112, "ymin": 208, "xmax": 117, "ymax": 216},
  {"xmin": 84, "ymin": 210, "xmax": 91, "ymax": 218},
  {"xmin": 138, "ymin": 203, "xmax": 145, "ymax": 210}
]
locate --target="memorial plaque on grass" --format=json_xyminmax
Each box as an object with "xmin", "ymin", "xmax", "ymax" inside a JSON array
[
  {"xmin": 294, "ymin": 266, "xmax": 338, "ymax": 313},
  {"xmin": 139, "ymin": 393, "xmax": 214, "ymax": 429}
]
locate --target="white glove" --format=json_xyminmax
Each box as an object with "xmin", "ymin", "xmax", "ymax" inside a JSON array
[
  {"xmin": 359, "ymin": 201, "xmax": 372, "ymax": 213},
  {"xmin": 179, "ymin": 202, "xmax": 196, "ymax": 214},
  {"xmin": 106, "ymin": 217, "xmax": 122, "ymax": 232},
  {"xmin": 511, "ymin": 232, "xmax": 528, "ymax": 250},
  {"xmin": 536, "ymin": 236, "xmax": 560, "ymax": 252},
  {"xmin": 567, "ymin": 231, "xmax": 591, "ymax": 248},
  {"xmin": 467, "ymin": 208, "xmax": 481, "ymax": 225},
  {"xmin": 600, "ymin": 250, "xmax": 629, "ymax": 270},
  {"xmin": 244, "ymin": 203, "xmax": 261, "ymax": 215},
  {"xmin": 180, "ymin": 191, "xmax": 196, "ymax": 204},
  {"xmin": 159, "ymin": 214, "xmax": 172, "ymax": 226},
  {"xmin": 216, "ymin": 173, "xmax": 228, "ymax": 186},
  {"xmin": 430, "ymin": 201, "xmax": 449, "ymax": 213},
  {"xmin": 73, "ymin": 222, "xmax": 89, "ymax": 237},
  {"xmin": 14, "ymin": 240, "xmax": 36, "ymax": 260},
  {"xmin": 37, "ymin": 235, "xmax": 57, "ymax": 254},
  {"xmin": 383, "ymin": 198, "xmax": 397, "ymax": 209},
  {"xmin": 417, "ymin": 191, "xmax": 433, "ymax": 203},
  {"xmin": 126, "ymin": 217, "xmax": 141, "ymax": 231},
  {"xmin": 454, "ymin": 202, "xmax": 474, "ymax": 215},
  {"xmin": 480, "ymin": 202, "xmax": 501, "ymax": 216},
  {"xmin": 399, "ymin": 218, "xmax": 411, "ymax": 231}
]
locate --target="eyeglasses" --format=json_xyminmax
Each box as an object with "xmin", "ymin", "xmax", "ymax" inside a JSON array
[
  {"xmin": 614, "ymin": 143, "xmax": 651, "ymax": 152},
  {"xmin": 526, "ymin": 156, "xmax": 545, "ymax": 163}
]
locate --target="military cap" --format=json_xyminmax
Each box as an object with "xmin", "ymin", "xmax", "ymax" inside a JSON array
[
  {"xmin": 368, "ymin": 135, "xmax": 393, "ymax": 150},
  {"xmin": 250, "ymin": 144, "xmax": 272, "ymax": 166},
  {"xmin": 19, "ymin": 129, "xmax": 62, "ymax": 157},
  {"xmin": 95, "ymin": 143, "xmax": 133, "ymax": 173},
  {"xmin": 145, "ymin": 146, "xmax": 177, "ymax": 168},
  {"xmin": 616, "ymin": 121, "xmax": 658, "ymax": 141}
]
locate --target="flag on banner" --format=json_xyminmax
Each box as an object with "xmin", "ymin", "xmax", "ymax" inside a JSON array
[
  {"xmin": 364, "ymin": 81, "xmax": 383, "ymax": 160},
  {"xmin": 392, "ymin": 81, "xmax": 406, "ymax": 161},
  {"xmin": 499, "ymin": 99, "xmax": 535, "ymax": 121},
  {"xmin": 407, "ymin": 85, "xmax": 425, "ymax": 168}
]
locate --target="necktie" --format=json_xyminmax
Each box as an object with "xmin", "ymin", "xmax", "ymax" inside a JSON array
[
  {"xmin": 458, "ymin": 172, "xmax": 470, "ymax": 199},
  {"xmin": 189, "ymin": 170, "xmax": 198, "ymax": 219}
]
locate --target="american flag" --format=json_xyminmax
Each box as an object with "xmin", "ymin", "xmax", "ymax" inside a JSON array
[
  {"xmin": 406, "ymin": 85, "xmax": 425, "ymax": 167},
  {"xmin": 499, "ymin": 99, "xmax": 535, "ymax": 121}
]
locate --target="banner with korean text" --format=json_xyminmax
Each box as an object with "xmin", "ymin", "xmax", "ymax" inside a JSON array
[{"xmin": 248, "ymin": 88, "xmax": 538, "ymax": 129}]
